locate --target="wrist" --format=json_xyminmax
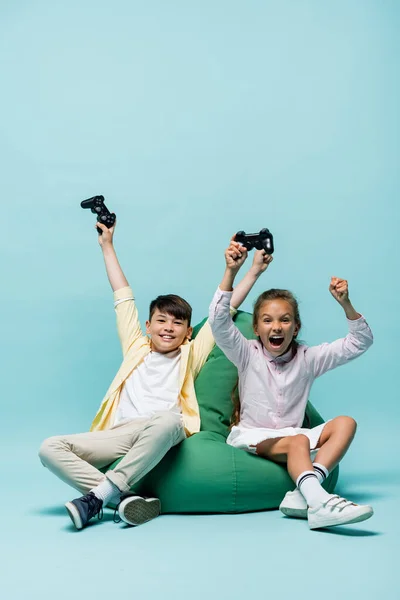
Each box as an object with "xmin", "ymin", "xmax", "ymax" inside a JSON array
[
  {"xmin": 249, "ymin": 266, "xmax": 263, "ymax": 279},
  {"xmin": 340, "ymin": 298, "xmax": 351, "ymax": 309},
  {"xmin": 341, "ymin": 301, "xmax": 360, "ymax": 320},
  {"xmin": 226, "ymin": 265, "xmax": 241, "ymax": 276},
  {"xmin": 220, "ymin": 268, "xmax": 236, "ymax": 291},
  {"xmin": 101, "ymin": 241, "xmax": 114, "ymax": 252}
]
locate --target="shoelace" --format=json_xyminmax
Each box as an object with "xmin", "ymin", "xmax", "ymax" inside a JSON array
[
  {"xmin": 82, "ymin": 493, "xmax": 104, "ymax": 521},
  {"xmin": 112, "ymin": 494, "xmax": 136, "ymax": 523},
  {"xmin": 323, "ymin": 495, "xmax": 355, "ymax": 511},
  {"xmin": 112, "ymin": 494, "xmax": 147, "ymax": 523},
  {"xmin": 113, "ymin": 506, "xmax": 122, "ymax": 523}
]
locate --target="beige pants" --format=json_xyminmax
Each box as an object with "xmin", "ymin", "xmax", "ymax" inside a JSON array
[{"xmin": 39, "ymin": 411, "xmax": 186, "ymax": 495}]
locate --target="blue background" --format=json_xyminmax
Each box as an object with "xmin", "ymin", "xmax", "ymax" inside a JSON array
[{"xmin": 1, "ymin": 1, "xmax": 399, "ymax": 599}]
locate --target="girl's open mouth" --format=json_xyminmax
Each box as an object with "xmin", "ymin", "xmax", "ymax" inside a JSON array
[{"xmin": 269, "ymin": 336, "xmax": 284, "ymax": 348}]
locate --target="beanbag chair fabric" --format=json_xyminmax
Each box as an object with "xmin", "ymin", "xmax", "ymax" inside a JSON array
[{"xmin": 106, "ymin": 311, "xmax": 338, "ymax": 513}]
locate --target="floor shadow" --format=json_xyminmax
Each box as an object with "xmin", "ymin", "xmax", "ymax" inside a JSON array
[
  {"xmin": 61, "ymin": 511, "xmax": 116, "ymax": 532},
  {"xmin": 31, "ymin": 505, "xmax": 116, "ymax": 521},
  {"xmin": 61, "ymin": 518, "xmax": 108, "ymax": 533},
  {"xmin": 31, "ymin": 506, "xmax": 67, "ymax": 517},
  {"xmin": 315, "ymin": 526, "xmax": 382, "ymax": 537}
]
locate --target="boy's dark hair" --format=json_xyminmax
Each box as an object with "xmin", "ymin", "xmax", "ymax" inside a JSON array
[{"xmin": 149, "ymin": 294, "xmax": 192, "ymax": 326}]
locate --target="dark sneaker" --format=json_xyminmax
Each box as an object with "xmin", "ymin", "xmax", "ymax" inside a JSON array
[
  {"xmin": 65, "ymin": 492, "xmax": 103, "ymax": 530},
  {"xmin": 117, "ymin": 495, "xmax": 161, "ymax": 526}
]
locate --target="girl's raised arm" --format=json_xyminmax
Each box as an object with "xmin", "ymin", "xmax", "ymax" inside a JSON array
[{"xmin": 305, "ymin": 277, "xmax": 373, "ymax": 378}]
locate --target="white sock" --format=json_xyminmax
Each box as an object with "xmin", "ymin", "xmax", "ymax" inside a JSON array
[
  {"xmin": 293, "ymin": 463, "xmax": 329, "ymax": 495},
  {"xmin": 313, "ymin": 462, "xmax": 329, "ymax": 484},
  {"xmin": 91, "ymin": 479, "xmax": 121, "ymax": 506},
  {"xmin": 296, "ymin": 471, "xmax": 331, "ymax": 507}
]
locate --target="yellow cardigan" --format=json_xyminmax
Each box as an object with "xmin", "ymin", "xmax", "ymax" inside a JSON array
[{"xmin": 90, "ymin": 286, "xmax": 228, "ymax": 436}]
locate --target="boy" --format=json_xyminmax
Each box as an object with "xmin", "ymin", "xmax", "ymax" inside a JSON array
[{"xmin": 39, "ymin": 225, "xmax": 263, "ymax": 530}]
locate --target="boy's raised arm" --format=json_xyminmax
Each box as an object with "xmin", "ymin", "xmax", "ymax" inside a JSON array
[
  {"xmin": 96, "ymin": 221, "xmax": 143, "ymax": 355},
  {"xmin": 97, "ymin": 222, "xmax": 129, "ymax": 292}
]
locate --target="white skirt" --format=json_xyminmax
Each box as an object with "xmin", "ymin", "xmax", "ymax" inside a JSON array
[{"xmin": 227, "ymin": 421, "xmax": 328, "ymax": 458}]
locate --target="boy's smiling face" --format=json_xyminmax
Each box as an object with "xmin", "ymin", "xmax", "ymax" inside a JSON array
[
  {"xmin": 146, "ymin": 309, "xmax": 192, "ymax": 354},
  {"xmin": 254, "ymin": 299, "xmax": 299, "ymax": 358}
]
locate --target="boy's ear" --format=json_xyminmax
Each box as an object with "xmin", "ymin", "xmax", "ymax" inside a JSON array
[
  {"xmin": 145, "ymin": 319, "xmax": 151, "ymax": 334},
  {"xmin": 186, "ymin": 326, "xmax": 193, "ymax": 341}
]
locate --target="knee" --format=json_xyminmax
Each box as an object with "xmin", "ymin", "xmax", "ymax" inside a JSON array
[
  {"xmin": 38, "ymin": 436, "xmax": 63, "ymax": 466},
  {"xmin": 148, "ymin": 411, "xmax": 182, "ymax": 434},
  {"xmin": 335, "ymin": 416, "xmax": 357, "ymax": 437},
  {"xmin": 288, "ymin": 434, "xmax": 310, "ymax": 453}
]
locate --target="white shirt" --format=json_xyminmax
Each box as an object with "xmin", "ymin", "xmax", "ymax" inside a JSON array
[{"xmin": 114, "ymin": 349, "xmax": 182, "ymax": 425}]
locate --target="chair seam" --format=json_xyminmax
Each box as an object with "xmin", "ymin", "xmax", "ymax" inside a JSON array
[{"xmin": 231, "ymin": 445, "xmax": 238, "ymax": 512}]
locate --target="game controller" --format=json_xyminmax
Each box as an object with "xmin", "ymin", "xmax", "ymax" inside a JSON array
[
  {"xmin": 80, "ymin": 195, "xmax": 116, "ymax": 235},
  {"xmin": 235, "ymin": 228, "xmax": 274, "ymax": 254}
]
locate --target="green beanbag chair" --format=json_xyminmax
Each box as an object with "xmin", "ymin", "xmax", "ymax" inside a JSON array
[{"xmin": 106, "ymin": 311, "xmax": 338, "ymax": 513}]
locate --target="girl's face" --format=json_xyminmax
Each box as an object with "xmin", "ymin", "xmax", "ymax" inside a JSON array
[{"xmin": 254, "ymin": 299, "xmax": 299, "ymax": 358}]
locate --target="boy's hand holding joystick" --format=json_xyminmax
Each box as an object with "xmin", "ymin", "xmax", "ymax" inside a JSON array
[{"xmin": 81, "ymin": 195, "xmax": 116, "ymax": 235}]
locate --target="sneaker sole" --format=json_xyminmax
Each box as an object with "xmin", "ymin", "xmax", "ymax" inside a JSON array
[
  {"xmin": 118, "ymin": 497, "xmax": 161, "ymax": 526},
  {"xmin": 309, "ymin": 506, "xmax": 374, "ymax": 530},
  {"xmin": 65, "ymin": 501, "xmax": 83, "ymax": 530},
  {"xmin": 279, "ymin": 505, "xmax": 308, "ymax": 519}
]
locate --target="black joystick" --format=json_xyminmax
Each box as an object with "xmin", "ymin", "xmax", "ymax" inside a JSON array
[
  {"xmin": 235, "ymin": 228, "xmax": 274, "ymax": 254},
  {"xmin": 80, "ymin": 195, "xmax": 116, "ymax": 235}
]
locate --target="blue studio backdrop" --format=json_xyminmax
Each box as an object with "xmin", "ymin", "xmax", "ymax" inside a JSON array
[{"xmin": 0, "ymin": 2, "xmax": 399, "ymax": 599}]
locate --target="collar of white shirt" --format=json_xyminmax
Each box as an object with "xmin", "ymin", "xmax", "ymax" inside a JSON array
[{"xmin": 262, "ymin": 344, "xmax": 294, "ymax": 364}]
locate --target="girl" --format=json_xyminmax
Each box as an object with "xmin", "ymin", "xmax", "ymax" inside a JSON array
[{"xmin": 208, "ymin": 237, "xmax": 374, "ymax": 530}]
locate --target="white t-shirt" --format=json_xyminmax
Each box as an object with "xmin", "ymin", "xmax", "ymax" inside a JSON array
[{"xmin": 114, "ymin": 349, "xmax": 181, "ymax": 425}]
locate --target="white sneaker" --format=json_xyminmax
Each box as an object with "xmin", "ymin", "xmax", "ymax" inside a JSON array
[
  {"xmin": 117, "ymin": 495, "xmax": 161, "ymax": 526},
  {"xmin": 308, "ymin": 494, "xmax": 373, "ymax": 530},
  {"xmin": 279, "ymin": 489, "xmax": 308, "ymax": 519}
]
